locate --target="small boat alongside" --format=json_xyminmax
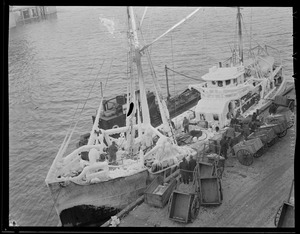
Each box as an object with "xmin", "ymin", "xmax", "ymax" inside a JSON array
[{"xmin": 77, "ymin": 68, "xmax": 200, "ymax": 147}]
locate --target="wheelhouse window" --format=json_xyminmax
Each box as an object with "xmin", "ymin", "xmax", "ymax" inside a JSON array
[
  {"xmin": 213, "ymin": 114, "xmax": 219, "ymax": 121},
  {"xmin": 212, "ymin": 81, "xmax": 216, "ymax": 85},
  {"xmin": 233, "ymin": 78, "xmax": 237, "ymax": 83},
  {"xmin": 217, "ymin": 81, "xmax": 223, "ymax": 87},
  {"xmin": 226, "ymin": 80, "xmax": 231, "ymax": 85}
]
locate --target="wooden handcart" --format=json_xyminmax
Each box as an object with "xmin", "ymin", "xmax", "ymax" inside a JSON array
[
  {"xmin": 265, "ymin": 113, "xmax": 294, "ymax": 131},
  {"xmin": 167, "ymin": 157, "xmax": 223, "ymax": 223},
  {"xmin": 274, "ymin": 180, "xmax": 294, "ymax": 227},
  {"xmin": 233, "ymin": 137, "xmax": 264, "ymax": 166},
  {"xmin": 248, "ymin": 127, "xmax": 278, "ymax": 148},
  {"xmin": 269, "ymin": 95, "xmax": 295, "ymax": 114},
  {"xmin": 259, "ymin": 120, "xmax": 288, "ymax": 138},
  {"xmin": 198, "ymin": 142, "xmax": 225, "ymax": 179},
  {"xmin": 168, "ymin": 190, "xmax": 200, "ymax": 223}
]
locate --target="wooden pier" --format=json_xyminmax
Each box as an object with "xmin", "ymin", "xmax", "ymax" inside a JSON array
[{"xmin": 108, "ymin": 86, "xmax": 295, "ymax": 227}]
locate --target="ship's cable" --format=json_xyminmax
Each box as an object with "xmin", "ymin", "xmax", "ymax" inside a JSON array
[
  {"xmin": 166, "ymin": 67, "xmax": 203, "ymax": 81},
  {"xmin": 61, "ymin": 60, "xmax": 106, "ymax": 155},
  {"xmin": 45, "ymin": 187, "xmax": 62, "ymax": 225}
]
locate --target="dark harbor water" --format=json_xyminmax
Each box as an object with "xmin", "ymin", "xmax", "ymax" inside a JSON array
[{"xmin": 8, "ymin": 7, "xmax": 293, "ymax": 226}]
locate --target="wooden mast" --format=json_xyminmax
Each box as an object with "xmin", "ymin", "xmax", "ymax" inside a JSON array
[
  {"xmin": 165, "ymin": 65, "xmax": 171, "ymax": 100},
  {"xmin": 237, "ymin": 7, "xmax": 243, "ymax": 63},
  {"xmin": 128, "ymin": 7, "xmax": 151, "ymax": 126}
]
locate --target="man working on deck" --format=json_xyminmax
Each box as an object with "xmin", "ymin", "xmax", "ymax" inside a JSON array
[
  {"xmin": 226, "ymin": 125, "xmax": 235, "ymax": 156},
  {"xmin": 183, "ymin": 117, "xmax": 190, "ymax": 133},
  {"xmin": 107, "ymin": 141, "xmax": 118, "ymax": 164},
  {"xmin": 188, "ymin": 155, "xmax": 197, "ymax": 182},
  {"xmin": 220, "ymin": 136, "xmax": 229, "ymax": 159},
  {"xmin": 179, "ymin": 157, "xmax": 189, "ymax": 184}
]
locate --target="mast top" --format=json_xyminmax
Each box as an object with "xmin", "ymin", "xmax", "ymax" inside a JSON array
[{"xmin": 237, "ymin": 7, "xmax": 243, "ymax": 64}]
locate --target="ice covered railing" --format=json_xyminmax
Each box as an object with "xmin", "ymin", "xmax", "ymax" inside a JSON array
[
  {"xmin": 143, "ymin": 136, "xmax": 197, "ymax": 173},
  {"xmin": 51, "ymin": 143, "xmax": 147, "ymax": 185}
]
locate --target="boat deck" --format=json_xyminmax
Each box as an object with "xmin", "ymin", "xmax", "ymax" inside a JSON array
[{"xmin": 118, "ymin": 89, "xmax": 295, "ymax": 227}]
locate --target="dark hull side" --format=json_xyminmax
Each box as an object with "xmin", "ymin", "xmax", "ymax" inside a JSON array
[
  {"xmin": 48, "ymin": 170, "xmax": 149, "ymax": 227},
  {"xmin": 60, "ymin": 204, "xmax": 120, "ymax": 226},
  {"xmin": 99, "ymin": 89, "xmax": 200, "ymax": 130}
]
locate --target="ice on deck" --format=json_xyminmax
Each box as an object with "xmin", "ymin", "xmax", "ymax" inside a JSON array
[
  {"xmin": 202, "ymin": 66, "xmax": 244, "ymax": 81},
  {"xmin": 195, "ymin": 99, "xmax": 229, "ymax": 115}
]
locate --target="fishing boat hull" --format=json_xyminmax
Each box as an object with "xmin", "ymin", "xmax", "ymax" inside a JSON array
[{"xmin": 47, "ymin": 169, "xmax": 149, "ymax": 226}]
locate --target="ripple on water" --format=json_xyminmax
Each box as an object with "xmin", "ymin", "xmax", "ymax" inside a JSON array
[{"xmin": 8, "ymin": 7, "xmax": 293, "ymax": 226}]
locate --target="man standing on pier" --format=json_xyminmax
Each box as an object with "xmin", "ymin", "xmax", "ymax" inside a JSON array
[
  {"xmin": 220, "ymin": 136, "xmax": 229, "ymax": 159},
  {"xmin": 183, "ymin": 117, "xmax": 190, "ymax": 133},
  {"xmin": 188, "ymin": 155, "xmax": 197, "ymax": 182},
  {"xmin": 108, "ymin": 141, "xmax": 118, "ymax": 164},
  {"xmin": 179, "ymin": 157, "xmax": 189, "ymax": 184}
]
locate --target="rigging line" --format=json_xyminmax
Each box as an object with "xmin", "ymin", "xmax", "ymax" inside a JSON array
[
  {"xmin": 61, "ymin": 60, "xmax": 106, "ymax": 154},
  {"xmin": 241, "ymin": 13, "xmax": 262, "ymax": 51},
  {"xmin": 75, "ymin": 59, "xmax": 106, "ymax": 122},
  {"xmin": 202, "ymin": 8, "xmax": 206, "ymax": 63},
  {"xmin": 140, "ymin": 7, "xmax": 200, "ymax": 52},
  {"xmin": 170, "ymin": 31, "xmax": 176, "ymax": 112},
  {"xmin": 57, "ymin": 56, "xmax": 99, "ymax": 156},
  {"xmin": 250, "ymin": 7, "xmax": 253, "ymax": 50},
  {"xmin": 166, "ymin": 67, "xmax": 202, "ymax": 81},
  {"xmin": 45, "ymin": 188, "xmax": 62, "ymax": 225},
  {"xmin": 67, "ymin": 57, "xmax": 99, "ymax": 125},
  {"xmin": 103, "ymin": 57, "xmax": 115, "ymax": 92}
]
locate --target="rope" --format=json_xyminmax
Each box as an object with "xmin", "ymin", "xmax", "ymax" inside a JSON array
[
  {"xmin": 57, "ymin": 57, "xmax": 103, "ymax": 158},
  {"xmin": 166, "ymin": 66, "xmax": 203, "ymax": 81},
  {"xmin": 45, "ymin": 187, "xmax": 62, "ymax": 225},
  {"xmin": 170, "ymin": 31, "xmax": 176, "ymax": 113},
  {"xmin": 103, "ymin": 57, "xmax": 115, "ymax": 91},
  {"xmin": 61, "ymin": 60, "xmax": 106, "ymax": 155}
]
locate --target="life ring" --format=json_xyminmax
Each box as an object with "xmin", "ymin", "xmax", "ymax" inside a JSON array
[{"xmin": 112, "ymin": 125, "xmax": 119, "ymax": 129}]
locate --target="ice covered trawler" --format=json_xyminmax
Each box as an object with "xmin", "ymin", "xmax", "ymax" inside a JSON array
[
  {"xmin": 45, "ymin": 7, "xmax": 198, "ymax": 227},
  {"xmin": 189, "ymin": 7, "xmax": 291, "ymax": 129}
]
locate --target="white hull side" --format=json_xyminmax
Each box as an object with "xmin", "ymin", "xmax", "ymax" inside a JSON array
[{"xmin": 47, "ymin": 169, "xmax": 149, "ymax": 221}]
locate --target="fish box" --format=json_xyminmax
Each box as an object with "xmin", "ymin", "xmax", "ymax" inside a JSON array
[
  {"xmin": 144, "ymin": 175, "xmax": 177, "ymax": 208},
  {"xmin": 277, "ymin": 202, "xmax": 295, "ymax": 227},
  {"xmin": 168, "ymin": 191, "xmax": 195, "ymax": 223},
  {"xmin": 274, "ymin": 95, "xmax": 288, "ymax": 106},
  {"xmin": 265, "ymin": 114, "xmax": 288, "ymax": 125},
  {"xmin": 200, "ymin": 177, "xmax": 222, "ymax": 205},
  {"xmin": 260, "ymin": 121, "xmax": 287, "ymax": 135}
]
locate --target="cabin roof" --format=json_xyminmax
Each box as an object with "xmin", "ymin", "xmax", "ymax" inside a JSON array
[
  {"xmin": 202, "ymin": 66, "xmax": 244, "ymax": 81},
  {"xmin": 195, "ymin": 98, "xmax": 229, "ymax": 115}
]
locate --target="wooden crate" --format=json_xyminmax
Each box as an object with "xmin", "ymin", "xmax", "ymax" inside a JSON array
[
  {"xmin": 260, "ymin": 121, "xmax": 287, "ymax": 135},
  {"xmin": 274, "ymin": 95, "xmax": 288, "ymax": 106},
  {"xmin": 277, "ymin": 202, "xmax": 295, "ymax": 227},
  {"xmin": 144, "ymin": 176, "xmax": 177, "ymax": 208},
  {"xmin": 266, "ymin": 114, "xmax": 288, "ymax": 125},
  {"xmin": 200, "ymin": 178, "xmax": 222, "ymax": 205},
  {"xmin": 248, "ymin": 128, "xmax": 276, "ymax": 144},
  {"xmin": 168, "ymin": 191, "xmax": 195, "ymax": 223}
]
